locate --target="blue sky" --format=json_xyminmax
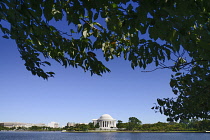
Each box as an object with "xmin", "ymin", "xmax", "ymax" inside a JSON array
[{"xmin": 0, "ymin": 34, "xmax": 175, "ymax": 127}]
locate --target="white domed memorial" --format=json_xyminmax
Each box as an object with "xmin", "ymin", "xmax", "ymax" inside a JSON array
[{"xmin": 92, "ymin": 114, "xmax": 117, "ymax": 130}]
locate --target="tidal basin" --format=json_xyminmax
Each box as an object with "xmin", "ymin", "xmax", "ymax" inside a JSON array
[{"xmin": 0, "ymin": 131, "xmax": 209, "ymax": 140}]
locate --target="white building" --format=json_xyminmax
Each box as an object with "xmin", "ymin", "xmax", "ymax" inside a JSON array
[
  {"xmin": 92, "ymin": 114, "xmax": 117, "ymax": 130},
  {"xmin": 48, "ymin": 122, "xmax": 59, "ymax": 128}
]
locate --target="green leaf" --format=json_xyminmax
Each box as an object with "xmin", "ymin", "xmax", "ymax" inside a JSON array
[
  {"xmin": 100, "ymin": 11, "xmax": 107, "ymax": 18},
  {"xmin": 94, "ymin": 13, "xmax": 99, "ymax": 20},
  {"xmin": 149, "ymin": 27, "xmax": 158, "ymax": 40},
  {"xmin": 157, "ymin": 99, "xmax": 165, "ymax": 106},
  {"xmin": 43, "ymin": 0, "xmax": 54, "ymax": 21},
  {"xmin": 2, "ymin": 35, "xmax": 9, "ymax": 39},
  {"xmin": 112, "ymin": 3, "xmax": 117, "ymax": 8},
  {"xmin": 175, "ymin": 72, "xmax": 182, "ymax": 76},
  {"xmin": 53, "ymin": 11, "xmax": 62, "ymax": 21},
  {"xmin": 88, "ymin": 10, "xmax": 93, "ymax": 21},
  {"xmin": 42, "ymin": 61, "xmax": 51, "ymax": 66}
]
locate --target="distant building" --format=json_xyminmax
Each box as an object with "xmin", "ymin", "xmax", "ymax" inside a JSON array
[
  {"xmin": 0, "ymin": 122, "xmax": 23, "ymax": 128},
  {"xmin": 34, "ymin": 123, "xmax": 46, "ymax": 127},
  {"xmin": 67, "ymin": 122, "xmax": 75, "ymax": 127},
  {"xmin": 0, "ymin": 122, "xmax": 46, "ymax": 128},
  {"xmin": 92, "ymin": 114, "xmax": 117, "ymax": 130},
  {"xmin": 48, "ymin": 122, "xmax": 59, "ymax": 128},
  {"xmin": 66, "ymin": 122, "xmax": 88, "ymax": 127}
]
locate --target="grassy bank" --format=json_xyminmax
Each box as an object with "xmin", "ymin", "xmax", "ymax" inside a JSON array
[{"xmin": 63, "ymin": 130, "xmax": 205, "ymax": 133}]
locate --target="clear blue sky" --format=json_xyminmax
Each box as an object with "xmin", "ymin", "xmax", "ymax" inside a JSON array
[
  {"xmin": 0, "ymin": 37, "xmax": 175, "ymax": 127},
  {"xmin": 0, "ymin": 19, "xmax": 176, "ymax": 127}
]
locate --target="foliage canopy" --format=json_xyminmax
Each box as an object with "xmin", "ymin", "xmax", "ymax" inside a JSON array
[
  {"xmin": 1, "ymin": 0, "xmax": 210, "ymax": 121},
  {"xmin": 127, "ymin": 117, "xmax": 142, "ymax": 131}
]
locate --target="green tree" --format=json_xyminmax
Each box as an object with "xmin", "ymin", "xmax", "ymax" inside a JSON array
[
  {"xmin": 88, "ymin": 122, "xmax": 95, "ymax": 130},
  {"xmin": 73, "ymin": 124, "xmax": 89, "ymax": 131},
  {"xmin": 0, "ymin": 125, "xmax": 9, "ymax": 131},
  {"xmin": 127, "ymin": 117, "xmax": 142, "ymax": 131},
  {"xmin": 116, "ymin": 120, "xmax": 123, "ymax": 128},
  {"xmin": 29, "ymin": 126, "xmax": 42, "ymax": 131},
  {"xmin": 1, "ymin": 0, "xmax": 210, "ymax": 121},
  {"xmin": 94, "ymin": 123, "xmax": 100, "ymax": 128},
  {"xmin": 186, "ymin": 119, "xmax": 210, "ymax": 131},
  {"xmin": 179, "ymin": 119, "xmax": 191, "ymax": 130},
  {"xmin": 79, "ymin": 124, "xmax": 89, "ymax": 131},
  {"xmin": 65, "ymin": 126, "xmax": 74, "ymax": 131},
  {"xmin": 154, "ymin": 68, "xmax": 210, "ymax": 121},
  {"xmin": 141, "ymin": 124, "xmax": 152, "ymax": 131},
  {"xmin": 117, "ymin": 120, "xmax": 128, "ymax": 129}
]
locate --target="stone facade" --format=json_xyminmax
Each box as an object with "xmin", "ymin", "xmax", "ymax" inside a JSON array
[{"xmin": 92, "ymin": 114, "xmax": 117, "ymax": 130}]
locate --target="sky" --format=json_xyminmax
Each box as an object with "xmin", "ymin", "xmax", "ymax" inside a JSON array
[
  {"xmin": 0, "ymin": 11, "xmax": 176, "ymax": 127},
  {"xmin": 0, "ymin": 36, "xmax": 175, "ymax": 127}
]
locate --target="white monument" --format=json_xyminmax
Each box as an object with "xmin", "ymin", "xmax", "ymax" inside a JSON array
[{"xmin": 92, "ymin": 114, "xmax": 117, "ymax": 130}]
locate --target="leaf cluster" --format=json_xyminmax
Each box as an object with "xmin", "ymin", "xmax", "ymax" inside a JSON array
[{"xmin": 153, "ymin": 62, "xmax": 210, "ymax": 121}]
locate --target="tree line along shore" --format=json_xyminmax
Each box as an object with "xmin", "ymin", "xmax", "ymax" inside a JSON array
[{"xmin": 1, "ymin": 117, "xmax": 210, "ymax": 132}]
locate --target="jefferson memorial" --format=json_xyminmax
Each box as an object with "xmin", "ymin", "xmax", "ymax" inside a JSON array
[{"xmin": 92, "ymin": 114, "xmax": 117, "ymax": 130}]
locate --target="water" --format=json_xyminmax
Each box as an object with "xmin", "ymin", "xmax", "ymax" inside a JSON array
[{"xmin": 0, "ymin": 131, "xmax": 209, "ymax": 140}]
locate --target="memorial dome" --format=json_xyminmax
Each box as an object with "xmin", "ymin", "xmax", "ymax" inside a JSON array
[
  {"xmin": 99, "ymin": 114, "xmax": 114, "ymax": 120},
  {"xmin": 92, "ymin": 114, "xmax": 117, "ymax": 129}
]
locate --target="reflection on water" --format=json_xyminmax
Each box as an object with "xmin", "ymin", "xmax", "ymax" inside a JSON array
[{"xmin": 0, "ymin": 131, "xmax": 209, "ymax": 140}]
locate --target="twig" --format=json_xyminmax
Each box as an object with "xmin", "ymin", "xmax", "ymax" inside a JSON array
[{"xmin": 141, "ymin": 60, "xmax": 209, "ymax": 72}]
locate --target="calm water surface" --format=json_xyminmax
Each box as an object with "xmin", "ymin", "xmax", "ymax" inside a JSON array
[{"xmin": 0, "ymin": 131, "xmax": 209, "ymax": 140}]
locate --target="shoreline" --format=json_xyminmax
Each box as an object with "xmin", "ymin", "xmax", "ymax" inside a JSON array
[
  {"xmin": 62, "ymin": 130, "xmax": 206, "ymax": 133},
  {"xmin": 1, "ymin": 130, "xmax": 208, "ymax": 133}
]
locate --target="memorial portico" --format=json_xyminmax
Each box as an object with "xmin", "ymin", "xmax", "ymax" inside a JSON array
[{"xmin": 92, "ymin": 114, "xmax": 117, "ymax": 130}]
